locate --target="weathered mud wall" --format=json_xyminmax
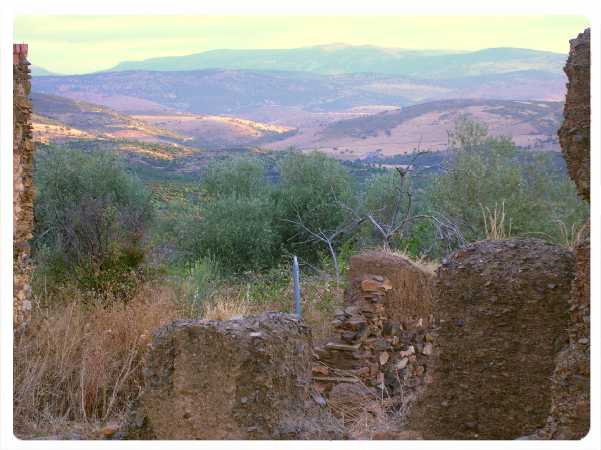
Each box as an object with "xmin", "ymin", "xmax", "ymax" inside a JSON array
[
  {"xmin": 313, "ymin": 252, "xmax": 435, "ymax": 426},
  {"xmin": 536, "ymin": 28, "xmax": 591, "ymax": 440},
  {"xmin": 408, "ymin": 239, "xmax": 574, "ymax": 439},
  {"xmin": 13, "ymin": 43, "xmax": 34, "ymax": 327},
  {"xmin": 127, "ymin": 312, "xmax": 344, "ymax": 439}
]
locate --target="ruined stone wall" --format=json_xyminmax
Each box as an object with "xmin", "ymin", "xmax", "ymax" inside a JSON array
[
  {"xmin": 313, "ymin": 252, "xmax": 435, "ymax": 426},
  {"xmin": 408, "ymin": 239, "xmax": 574, "ymax": 439},
  {"xmin": 128, "ymin": 312, "xmax": 344, "ymax": 439},
  {"xmin": 13, "ymin": 43, "xmax": 34, "ymax": 327},
  {"xmin": 559, "ymin": 28, "xmax": 590, "ymax": 202},
  {"xmin": 536, "ymin": 28, "xmax": 591, "ymax": 440}
]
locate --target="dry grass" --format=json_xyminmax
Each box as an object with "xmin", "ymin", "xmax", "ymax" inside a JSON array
[
  {"xmin": 381, "ymin": 247, "xmax": 439, "ymax": 276},
  {"xmin": 481, "ymin": 201, "xmax": 512, "ymax": 240},
  {"xmin": 555, "ymin": 220, "xmax": 589, "ymax": 251},
  {"xmin": 321, "ymin": 364, "xmax": 402, "ymax": 439},
  {"xmin": 202, "ymin": 296, "xmax": 253, "ymax": 321},
  {"xmin": 13, "ymin": 283, "xmax": 187, "ymax": 439},
  {"xmin": 199, "ymin": 275, "xmax": 343, "ymax": 343}
]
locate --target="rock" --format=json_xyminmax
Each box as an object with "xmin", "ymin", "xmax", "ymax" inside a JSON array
[
  {"xmin": 379, "ymin": 352, "xmax": 390, "ymax": 366},
  {"xmin": 422, "ymin": 343, "xmax": 433, "ymax": 355},
  {"xmin": 396, "ymin": 358, "xmax": 409, "ymax": 370},
  {"xmin": 361, "ymin": 279, "xmax": 384, "ymax": 292},
  {"xmin": 312, "ymin": 365, "xmax": 329, "ymax": 376},
  {"xmin": 128, "ymin": 312, "xmax": 343, "ymax": 439}
]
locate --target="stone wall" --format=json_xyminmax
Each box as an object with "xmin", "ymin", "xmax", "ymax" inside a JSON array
[
  {"xmin": 313, "ymin": 252, "xmax": 435, "ymax": 427},
  {"xmin": 127, "ymin": 312, "xmax": 344, "ymax": 439},
  {"xmin": 536, "ymin": 28, "xmax": 591, "ymax": 440},
  {"xmin": 558, "ymin": 28, "xmax": 590, "ymax": 202},
  {"xmin": 408, "ymin": 239, "xmax": 574, "ymax": 439},
  {"xmin": 13, "ymin": 43, "xmax": 34, "ymax": 327}
]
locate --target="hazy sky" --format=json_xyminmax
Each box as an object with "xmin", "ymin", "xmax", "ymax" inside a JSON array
[{"xmin": 14, "ymin": 15, "xmax": 589, "ymax": 74}]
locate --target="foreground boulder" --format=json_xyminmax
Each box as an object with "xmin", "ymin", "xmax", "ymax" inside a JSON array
[
  {"xmin": 408, "ymin": 239, "xmax": 574, "ymax": 439},
  {"xmin": 127, "ymin": 312, "xmax": 343, "ymax": 439},
  {"xmin": 558, "ymin": 28, "xmax": 590, "ymax": 202}
]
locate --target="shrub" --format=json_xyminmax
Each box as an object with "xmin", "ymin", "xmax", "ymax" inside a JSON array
[
  {"xmin": 201, "ymin": 155, "xmax": 269, "ymax": 199},
  {"xmin": 423, "ymin": 119, "xmax": 588, "ymax": 245},
  {"xmin": 196, "ymin": 195, "xmax": 281, "ymax": 273},
  {"xmin": 33, "ymin": 146, "xmax": 153, "ymax": 299},
  {"xmin": 274, "ymin": 152, "xmax": 356, "ymax": 260}
]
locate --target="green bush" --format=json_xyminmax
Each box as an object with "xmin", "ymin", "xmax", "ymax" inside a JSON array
[
  {"xmin": 33, "ymin": 146, "xmax": 153, "ymax": 298},
  {"xmin": 196, "ymin": 195, "xmax": 280, "ymax": 273},
  {"xmin": 274, "ymin": 152, "xmax": 356, "ymax": 260},
  {"xmin": 423, "ymin": 119, "xmax": 588, "ymax": 244},
  {"xmin": 201, "ymin": 155, "xmax": 269, "ymax": 199}
]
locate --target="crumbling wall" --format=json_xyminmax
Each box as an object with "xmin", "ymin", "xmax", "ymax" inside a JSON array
[
  {"xmin": 536, "ymin": 28, "xmax": 591, "ymax": 440},
  {"xmin": 408, "ymin": 239, "xmax": 574, "ymax": 439},
  {"xmin": 313, "ymin": 252, "xmax": 435, "ymax": 428},
  {"xmin": 127, "ymin": 312, "xmax": 344, "ymax": 439},
  {"xmin": 13, "ymin": 43, "xmax": 34, "ymax": 327},
  {"xmin": 558, "ymin": 28, "xmax": 590, "ymax": 202}
]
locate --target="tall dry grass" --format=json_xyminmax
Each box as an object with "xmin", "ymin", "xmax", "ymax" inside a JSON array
[
  {"xmin": 13, "ymin": 283, "xmax": 186, "ymax": 438},
  {"xmin": 555, "ymin": 219, "xmax": 589, "ymax": 250},
  {"xmin": 481, "ymin": 201, "xmax": 512, "ymax": 240}
]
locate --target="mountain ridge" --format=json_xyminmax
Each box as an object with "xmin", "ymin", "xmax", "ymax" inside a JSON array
[{"xmin": 107, "ymin": 44, "xmax": 565, "ymax": 79}]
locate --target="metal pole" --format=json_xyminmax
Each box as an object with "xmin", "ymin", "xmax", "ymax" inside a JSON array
[{"xmin": 292, "ymin": 256, "xmax": 301, "ymax": 318}]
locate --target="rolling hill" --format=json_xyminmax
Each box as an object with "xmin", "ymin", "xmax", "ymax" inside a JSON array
[
  {"xmin": 31, "ymin": 92, "xmax": 296, "ymax": 150},
  {"xmin": 109, "ymin": 44, "xmax": 565, "ymax": 80},
  {"xmin": 265, "ymin": 99, "xmax": 563, "ymax": 158},
  {"xmin": 32, "ymin": 68, "xmax": 565, "ymax": 122}
]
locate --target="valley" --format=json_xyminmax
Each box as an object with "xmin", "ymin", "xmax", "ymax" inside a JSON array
[{"xmin": 30, "ymin": 43, "xmax": 567, "ymax": 180}]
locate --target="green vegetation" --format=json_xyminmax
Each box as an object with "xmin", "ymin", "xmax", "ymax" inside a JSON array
[
  {"xmin": 423, "ymin": 120, "xmax": 588, "ymax": 245},
  {"xmin": 31, "ymin": 118, "xmax": 588, "ymax": 307},
  {"xmin": 33, "ymin": 146, "xmax": 153, "ymax": 300}
]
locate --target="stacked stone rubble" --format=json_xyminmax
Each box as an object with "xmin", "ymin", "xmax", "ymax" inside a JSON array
[
  {"xmin": 13, "ymin": 43, "xmax": 34, "ymax": 327},
  {"xmin": 313, "ymin": 252, "xmax": 435, "ymax": 419}
]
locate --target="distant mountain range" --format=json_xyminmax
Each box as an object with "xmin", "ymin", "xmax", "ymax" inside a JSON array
[
  {"xmin": 32, "ymin": 68, "xmax": 565, "ymax": 120},
  {"xmin": 31, "ymin": 65, "xmax": 59, "ymax": 76},
  {"xmin": 107, "ymin": 44, "xmax": 566, "ymax": 80},
  {"xmin": 30, "ymin": 43, "xmax": 568, "ymax": 162}
]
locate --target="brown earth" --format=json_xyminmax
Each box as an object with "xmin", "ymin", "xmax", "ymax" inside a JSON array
[
  {"xmin": 408, "ymin": 239, "xmax": 574, "ymax": 439},
  {"xmin": 127, "ymin": 312, "xmax": 344, "ymax": 439},
  {"xmin": 558, "ymin": 28, "xmax": 590, "ymax": 202}
]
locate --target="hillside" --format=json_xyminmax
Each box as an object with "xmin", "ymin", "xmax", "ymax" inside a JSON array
[
  {"xmin": 32, "ymin": 92, "xmax": 295, "ymax": 150},
  {"xmin": 31, "ymin": 92, "xmax": 185, "ymax": 144},
  {"xmin": 265, "ymin": 99, "xmax": 563, "ymax": 157},
  {"xmin": 32, "ymin": 68, "xmax": 565, "ymax": 122},
  {"xmin": 109, "ymin": 44, "xmax": 565, "ymax": 79}
]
